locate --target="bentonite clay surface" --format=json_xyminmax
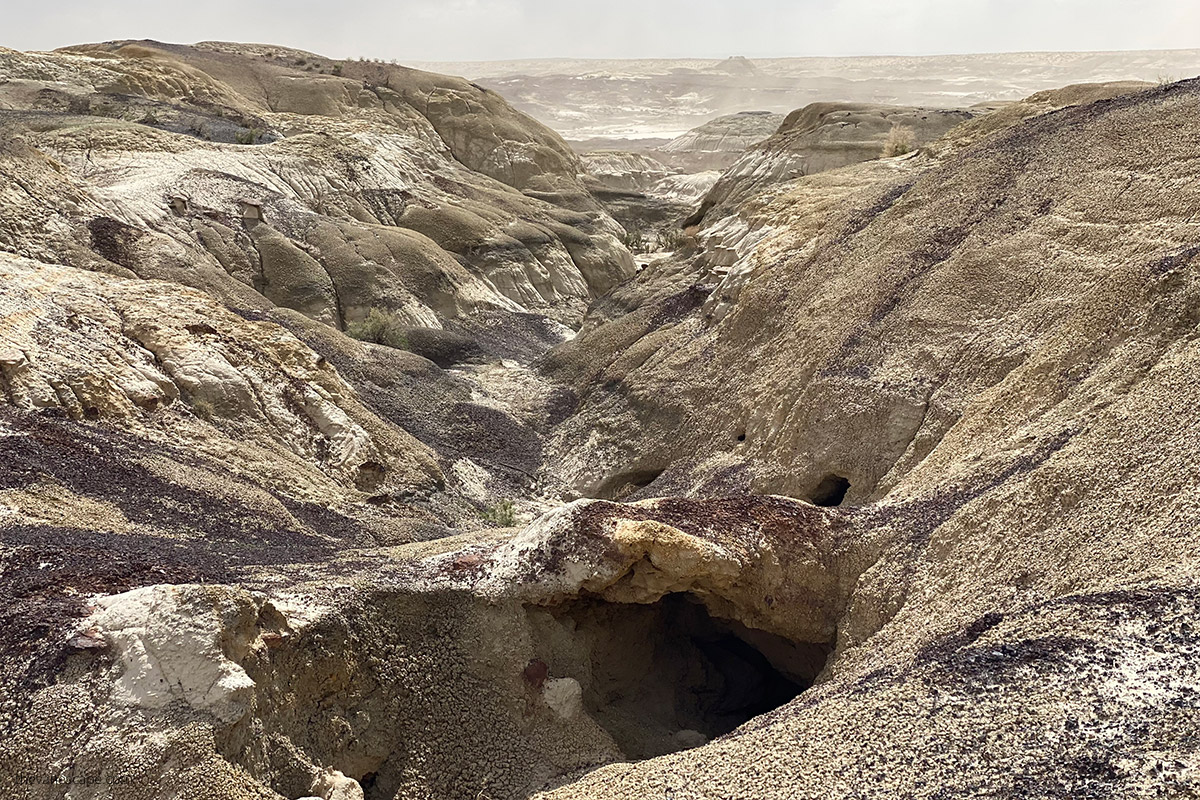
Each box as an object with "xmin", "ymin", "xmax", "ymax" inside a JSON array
[{"xmin": 0, "ymin": 39, "xmax": 1198, "ymax": 800}]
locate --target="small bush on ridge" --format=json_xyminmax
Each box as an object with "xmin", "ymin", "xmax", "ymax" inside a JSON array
[{"xmin": 346, "ymin": 308, "xmax": 410, "ymax": 350}]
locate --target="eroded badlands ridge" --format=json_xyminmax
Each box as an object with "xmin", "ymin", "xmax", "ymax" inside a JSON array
[{"xmin": 1, "ymin": 40, "xmax": 1199, "ymax": 800}]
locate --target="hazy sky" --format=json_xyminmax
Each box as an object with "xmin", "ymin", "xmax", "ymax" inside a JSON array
[{"xmin": 8, "ymin": 0, "xmax": 1200, "ymax": 61}]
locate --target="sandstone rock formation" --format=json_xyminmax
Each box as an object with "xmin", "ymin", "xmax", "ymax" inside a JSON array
[
  {"xmin": 581, "ymin": 151, "xmax": 673, "ymax": 195},
  {"xmin": 2, "ymin": 39, "xmax": 1199, "ymax": 800},
  {"xmin": 574, "ymin": 112, "xmax": 786, "ymax": 259},
  {"xmin": 532, "ymin": 76, "xmax": 1200, "ymax": 799},
  {"xmin": 578, "ymin": 151, "xmax": 703, "ymax": 255},
  {"xmin": 0, "ymin": 41, "xmax": 635, "ymax": 328},
  {"xmin": 684, "ymin": 103, "xmax": 976, "ymax": 229},
  {"xmin": 655, "ymin": 110, "xmax": 784, "ymax": 173}
]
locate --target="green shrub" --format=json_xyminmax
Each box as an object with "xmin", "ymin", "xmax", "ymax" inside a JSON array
[
  {"xmin": 235, "ymin": 128, "xmax": 262, "ymax": 145},
  {"xmin": 620, "ymin": 221, "xmax": 648, "ymax": 253},
  {"xmin": 330, "ymin": 64, "xmax": 343, "ymax": 77},
  {"xmin": 654, "ymin": 226, "xmax": 693, "ymax": 253},
  {"xmin": 881, "ymin": 124, "xmax": 916, "ymax": 158},
  {"xmin": 481, "ymin": 500, "xmax": 517, "ymax": 527},
  {"xmin": 345, "ymin": 308, "xmax": 410, "ymax": 349}
]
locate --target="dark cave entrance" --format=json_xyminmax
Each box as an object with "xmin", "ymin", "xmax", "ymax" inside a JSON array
[
  {"xmin": 528, "ymin": 594, "xmax": 831, "ymax": 760},
  {"xmin": 596, "ymin": 467, "xmax": 666, "ymax": 501},
  {"xmin": 809, "ymin": 473, "xmax": 851, "ymax": 507}
]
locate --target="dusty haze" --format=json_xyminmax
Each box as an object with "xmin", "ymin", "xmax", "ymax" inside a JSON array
[{"xmin": 7, "ymin": 0, "xmax": 1200, "ymax": 60}]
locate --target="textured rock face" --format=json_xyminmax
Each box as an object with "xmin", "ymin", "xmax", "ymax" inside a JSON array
[
  {"xmin": 0, "ymin": 44, "xmax": 640, "ymax": 799},
  {"xmin": 88, "ymin": 585, "xmax": 262, "ymax": 724},
  {"xmin": 686, "ymin": 103, "xmax": 976, "ymax": 229},
  {"xmin": 550, "ymin": 80, "xmax": 1200, "ymax": 504},
  {"xmin": 578, "ymin": 114, "xmax": 782, "ymax": 246},
  {"xmin": 0, "ymin": 41, "xmax": 635, "ymax": 327},
  {"xmin": 3, "ymin": 40, "xmax": 1200, "ymax": 800},
  {"xmin": 0, "ymin": 254, "xmax": 439, "ymax": 499},
  {"xmin": 540, "ymin": 587, "xmax": 1200, "ymax": 800},
  {"xmin": 532, "ymin": 79, "xmax": 1200, "ymax": 795},
  {"xmin": 581, "ymin": 151, "xmax": 673, "ymax": 194},
  {"xmin": 648, "ymin": 170, "xmax": 721, "ymax": 205},
  {"xmin": 579, "ymin": 150, "xmax": 705, "ymax": 252},
  {"xmin": 656, "ymin": 110, "xmax": 784, "ymax": 172}
]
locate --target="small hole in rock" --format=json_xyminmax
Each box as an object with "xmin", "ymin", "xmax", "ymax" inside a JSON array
[
  {"xmin": 809, "ymin": 473, "xmax": 850, "ymax": 507},
  {"xmin": 736, "ymin": 431, "xmax": 746, "ymax": 442},
  {"xmin": 355, "ymin": 461, "xmax": 387, "ymax": 492},
  {"xmin": 184, "ymin": 323, "xmax": 218, "ymax": 336}
]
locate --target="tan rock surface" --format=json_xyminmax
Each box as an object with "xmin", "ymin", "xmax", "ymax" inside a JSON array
[
  {"xmin": 656, "ymin": 111, "xmax": 785, "ymax": 173},
  {"xmin": 1, "ymin": 42, "xmax": 1199, "ymax": 800},
  {"xmin": 686, "ymin": 103, "xmax": 976, "ymax": 229},
  {"xmin": 533, "ymin": 77, "xmax": 1200, "ymax": 798},
  {"xmin": 0, "ymin": 41, "xmax": 635, "ymax": 327}
]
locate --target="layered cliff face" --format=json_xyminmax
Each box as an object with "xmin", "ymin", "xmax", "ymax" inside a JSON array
[
  {"xmin": 578, "ymin": 113, "xmax": 782, "ymax": 244},
  {"xmin": 684, "ymin": 103, "xmax": 978, "ymax": 230},
  {"xmin": 2, "ymin": 41, "xmax": 1199, "ymax": 800},
  {"xmin": 0, "ymin": 41, "xmax": 634, "ymax": 328},
  {"xmin": 581, "ymin": 151, "xmax": 674, "ymax": 195},
  {"xmin": 655, "ymin": 110, "xmax": 785, "ymax": 173}
]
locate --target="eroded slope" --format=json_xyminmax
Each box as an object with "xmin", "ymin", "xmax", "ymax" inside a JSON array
[{"xmin": 2, "ymin": 48, "xmax": 1199, "ymax": 800}]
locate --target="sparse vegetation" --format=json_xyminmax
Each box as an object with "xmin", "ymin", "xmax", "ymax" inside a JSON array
[
  {"xmin": 190, "ymin": 397, "xmax": 215, "ymax": 421},
  {"xmin": 187, "ymin": 119, "xmax": 213, "ymax": 140},
  {"xmin": 620, "ymin": 220, "xmax": 648, "ymax": 253},
  {"xmin": 882, "ymin": 124, "xmax": 917, "ymax": 157},
  {"xmin": 138, "ymin": 110, "xmax": 159, "ymax": 126},
  {"xmin": 654, "ymin": 226, "xmax": 693, "ymax": 252},
  {"xmin": 346, "ymin": 308, "xmax": 410, "ymax": 349},
  {"xmin": 481, "ymin": 500, "xmax": 517, "ymax": 527},
  {"xmin": 621, "ymin": 221, "xmax": 695, "ymax": 254},
  {"xmin": 235, "ymin": 128, "xmax": 262, "ymax": 145},
  {"xmin": 330, "ymin": 64, "xmax": 343, "ymax": 77}
]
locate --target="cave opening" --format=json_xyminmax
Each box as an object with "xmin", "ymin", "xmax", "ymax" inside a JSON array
[
  {"xmin": 809, "ymin": 473, "xmax": 851, "ymax": 507},
  {"xmin": 527, "ymin": 593, "xmax": 831, "ymax": 761},
  {"xmin": 596, "ymin": 466, "xmax": 666, "ymax": 501}
]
